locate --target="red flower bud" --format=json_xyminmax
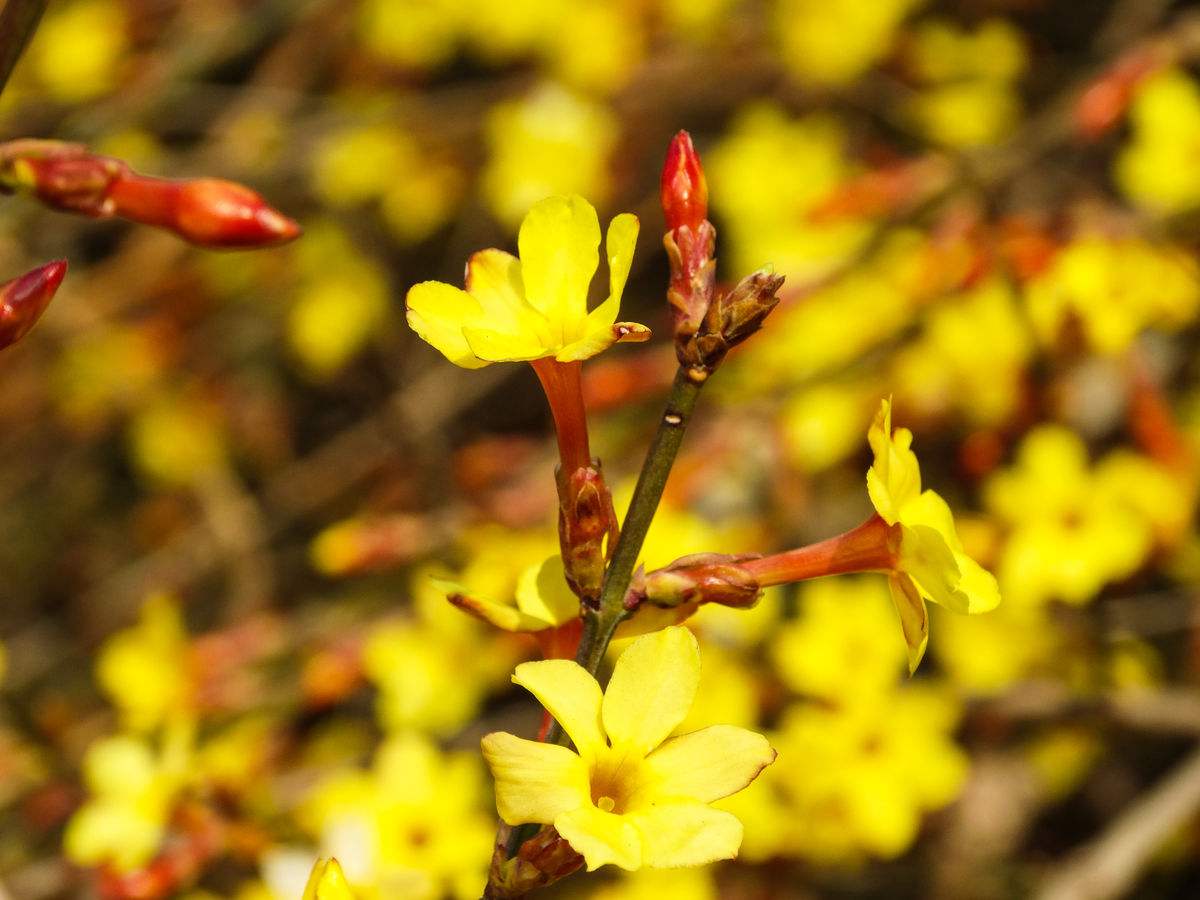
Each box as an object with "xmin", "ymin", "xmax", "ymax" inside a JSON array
[
  {"xmin": 0, "ymin": 259, "xmax": 67, "ymax": 351},
  {"xmin": 660, "ymin": 130, "xmax": 708, "ymax": 233},
  {"xmin": 108, "ymin": 176, "xmax": 301, "ymax": 249}
]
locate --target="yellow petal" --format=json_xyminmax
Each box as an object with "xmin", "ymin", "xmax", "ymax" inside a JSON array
[
  {"xmin": 603, "ymin": 626, "xmax": 700, "ymax": 755},
  {"xmin": 556, "ymin": 320, "xmax": 651, "ymax": 362},
  {"xmin": 405, "ymin": 281, "xmax": 488, "ymax": 369},
  {"xmin": 889, "ymin": 573, "xmax": 929, "ymax": 674},
  {"xmin": 515, "ymin": 556, "xmax": 581, "ymax": 627},
  {"xmin": 434, "ymin": 576, "xmax": 546, "ymax": 632},
  {"xmin": 481, "ymin": 731, "xmax": 589, "ymax": 825},
  {"xmin": 582, "ymin": 212, "xmax": 640, "ymax": 331},
  {"xmin": 643, "ymin": 725, "xmax": 776, "ymax": 803},
  {"xmin": 867, "ymin": 398, "xmax": 921, "ymax": 524},
  {"xmin": 554, "ymin": 804, "xmax": 642, "ymax": 871},
  {"xmin": 900, "ymin": 490, "xmax": 1000, "ymax": 614},
  {"xmin": 302, "ymin": 857, "xmax": 356, "ymax": 900},
  {"xmin": 518, "ymin": 195, "xmax": 600, "ymax": 344},
  {"xmin": 630, "ymin": 803, "xmax": 743, "ymax": 869},
  {"xmin": 512, "ymin": 659, "xmax": 605, "ymax": 757},
  {"xmin": 464, "ymin": 249, "xmax": 546, "ymax": 340},
  {"xmin": 462, "ymin": 323, "xmax": 551, "ymax": 362}
]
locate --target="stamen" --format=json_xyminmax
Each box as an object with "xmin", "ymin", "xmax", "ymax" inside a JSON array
[{"xmin": 597, "ymin": 796, "xmax": 616, "ymax": 812}]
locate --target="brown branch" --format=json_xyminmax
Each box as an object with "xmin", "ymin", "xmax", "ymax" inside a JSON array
[
  {"xmin": 0, "ymin": 0, "xmax": 47, "ymax": 98},
  {"xmin": 1035, "ymin": 743, "xmax": 1200, "ymax": 900}
]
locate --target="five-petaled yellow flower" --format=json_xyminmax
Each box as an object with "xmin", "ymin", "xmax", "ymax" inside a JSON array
[
  {"xmin": 406, "ymin": 194, "xmax": 649, "ymax": 366},
  {"xmin": 868, "ymin": 398, "xmax": 1001, "ymax": 671},
  {"xmin": 482, "ymin": 626, "xmax": 776, "ymax": 872}
]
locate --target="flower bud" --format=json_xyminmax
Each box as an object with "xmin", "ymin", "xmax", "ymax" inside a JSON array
[
  {"xmin": 0, "ymin": 259, "xmax": 67, "ymax": 351},
  {"xmin": 661, "ymin": 130, "xmax": 708, "ymax": 233},
  {"xmin": 486, "ymin": 825, "xmax": 584, "ymax": 899},
  {"xmin": 557, "ymin": 462, "xmax": 619, "ymax": 604},
  {"xmin": 0, "ymin": 139, "xmax": 300, "ymax": 249},
  {"xmin": 677, "ymin": 267, "xmax": 785, "ymax": 378},
  {"xmin": 303, "ymin": 858, "xmax": 356, "ymax": 900},
  {"xmin": 638, "ymin": 552, "xmax": 762, "ymax": 610}
]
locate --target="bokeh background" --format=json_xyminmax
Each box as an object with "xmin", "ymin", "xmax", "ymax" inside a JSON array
[{"xmin": 2, "ymin": 0, "xmax": 1200, "ymax": 897}]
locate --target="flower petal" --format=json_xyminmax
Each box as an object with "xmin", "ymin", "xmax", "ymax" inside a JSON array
[
  {"xmin": 462, "ymin": 324, "xmax": 551, "ymax": 362},
  {"xmin": 867, "ymin": 398, "xmax": 921, "ymax": 524},
  {"xmin": 405, "ymin": 281, "xmax": 487, "ymax": 369},
  {"xmin": 900, "ymin": 490, "xmax": 1000, "ymax": 614},
  {"xmin": 518, "ymin": 195, "xmax": 600, "ymax": 345},
  {"xmin": 643, "ymin": 725, "xmax": 776, "ymax": 804},
  {"xmin": 434, "ymin": 577, "xmax": 546, "ymax": 632},
  {"xmin": 888, "ymin": 573, "xmax": 929, "ymax": 674},
  {"xmin": 583, "ymin": 212, "xmax": 640, "ymax": 331},
  {"xmin": 512, "ymin": 659, "xmax": 605, "ymax": 758},
  {"xmin": 603, "ymin": 626, "xmax": 700, "ymax": 755},
  {"xmin": 629, "ymin": 803, "xmax": 743, "ymax": 869},
  {"xmin": 554, "ymin": 804, "xmax": 642, "ymax": 871},
  {"xmin": 555, "ymin": 320, "xmax": 651, "ymax": 362},
  {"xmin": 515, "ymin": 556, "xmax": 580, "ymax": 627},
  {"xmin": 465, "ymin": 249, "xmax": 552, "ymax": 345},
  {"xmin": 481, "ymin": 731, "xmax": 589, "ymax": 825}
]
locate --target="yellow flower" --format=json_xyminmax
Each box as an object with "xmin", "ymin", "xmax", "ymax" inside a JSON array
[
  {"xmin": 438, "ymin": 555, "xmax": 578, "ymax": 633},
  {"xmin": 482, "ymin": 627, "xmax": 775, "ymax": 871},
  {"xmin": 407, "ymin": 194, "xmax": 647, "ymax": 367},
  {"xmin": 303, "ymin": 858, "xmax": 356, "ymax": 900},
  {"xmin": 868, "ymin": 399, "xmax": 1000, "ymax": 671}
]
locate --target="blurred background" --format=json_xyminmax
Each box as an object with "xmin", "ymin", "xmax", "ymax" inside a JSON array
[{"xmin": 2, "ymin": 0, "xmax": 1200, "ymax": 897}]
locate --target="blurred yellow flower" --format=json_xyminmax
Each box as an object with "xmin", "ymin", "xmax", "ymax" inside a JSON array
[
  {"xmin": 984, "ymin": 426, "xmax": 1186, "ymax": 607},
  {"xmin": 932, "ymin": 603, "xmax": 1056, "ymax": 695},
  {"xmin": 28, "ymin": 0, "xmax": 127, "ymax": 102},
  {"xmin": 407, "ymin": 194, "xmax": 647, "ymax": 367},
  {"xmin": 357, "ymin": 0, "xmax": 460, "ymax": 69},
  {"xmin": 64, "ymin": 721, "xmax": 192, "ymax": 871},
  {"xmin": 868, "ymin": 399, "xmax": 1001, "ymax": 670},
  {"xmin": 773, "ymin": 0, "xmax": 923, "ymax": 86},
  {"xmin": 769, "ymin": 685, "xmax": 967, "ymax": 862},
  {"xmin": 483, "ymin": 84, "xmax": 618, "ymax": 228},
  {"xmin": 96, "ymin": 593, "xmax": 191, "ymax": 733},
  {"xmin": 127, "ymin": 392, "xmax": 227, "ymax": 488},
  {"xmin": 771, "ymin": 578, "xmax": 907, "ymax": 701},
  {"xmin": 483, "ymin": 627, "xmax": 775, "ymax": 871},
  {"xmin": 1023, "ymin": 236, "xmax": 1200, "ymax": 354},
  {"xmin": 1116, "ymin": 68, "xmax": 1200, "ymax": 215},
  {"xmin": 302, "ymin": 733, "xmax": 493, "ymax": 899}
]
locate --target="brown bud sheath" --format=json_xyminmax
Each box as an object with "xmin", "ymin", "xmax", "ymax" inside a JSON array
[
  {"xmin": 557, "ymin": 462, "xmax": 619, "ymax": 604},
  {"xmin": 637, "ymin": 552, "xmax": 763, "ymax": 610},
  {"xmin": 661, "ymin": 131, "xmax": 717, "ymax": 362},
  {"xmin": 0, "ymin": 140, "xmax": 300, "ymax": 249},
  {"xmin": 0, "ymin": 259, "xmax": 66, "ymax": 351},
  {"xmin": 677, "ymin": 267, "xmax": 784, "ymax": 377},
  {"xmin": 486, "ymin": 825, "xmax": 584, "ymax": 899}
]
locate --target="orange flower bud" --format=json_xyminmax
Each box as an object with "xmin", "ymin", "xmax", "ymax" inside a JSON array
[
  {"xmin": 0, "ymin": 259, "xmax": 67, "ymax": 350},
  {"xmin": 108, "ymin": 176, "xmax": 301, "ymax": 249},
  {"xmin": 0, "ymin": 140, "xmax": 300, "ymax": 249},
  {"xmin": 661, "ymin": 130, "xmax": 708, "ymax": 233}
]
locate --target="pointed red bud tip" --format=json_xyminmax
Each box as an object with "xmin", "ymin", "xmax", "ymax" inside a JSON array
[
  {"xmin": 661, "ymin": 130, "xmax": 708, "ymax": 233},
  {"xmin": 108, "ymin": 176, "xmax": 302, "ymax": 249},
  {"xmin": 0, "ymin": 259, "xmax": 67, "ymax": 350}
]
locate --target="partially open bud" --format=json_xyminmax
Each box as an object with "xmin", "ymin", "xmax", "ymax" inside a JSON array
[
  {"xmin": 302, "ymin": 858, "xmax": 356, "ymax": 900},
  {"xmin": 486, "ymin": 825, "xmax": 584, "ymax": 900},
  {"xmin": 0, "ymin": 259, "xmax": 67, "ymax": 351},
  {"xmin": 661, "ymin": 131, "xmax": 708, "ymax": 233},
  {"xmin": 678, "ymin": 267, "xmax": 785, "ymax": 379},
  {"xmin": 0, "ymin": 139, "xmax": 300, "ymax": 249}
]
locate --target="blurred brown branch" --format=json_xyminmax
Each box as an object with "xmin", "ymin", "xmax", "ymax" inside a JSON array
[{"xmin": 0, "ymin": 0, "xmax": 46, "ymax": 97}]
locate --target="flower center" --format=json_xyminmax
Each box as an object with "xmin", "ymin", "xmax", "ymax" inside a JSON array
[{"xmin": 596, "ymin": 796, "xmax": 616, "ymax": 812}]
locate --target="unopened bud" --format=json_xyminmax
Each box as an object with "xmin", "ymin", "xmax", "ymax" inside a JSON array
[
  {"xmin": 557, "ymin": 462, "xmax": 619, "ymax": 603},
  {"xmin": 639, "ymin": 553, "xmax": 762, "ymax": 610},
  {"xmin": 0, "ymin": 139, "xmax": 300, "ymax": 249},
  {"xmin": 661, "ymin": 130, "xmax": 708, "ymax": 233},
  {"xmin": 0, "ymin": 259, "xmax": 67, "ymax": 351},
  {"xmin": 486, "ymin": 825, "xmax": 584, "ymax": 900},
  {"xmin": 303, "ymin": 858, "xmax": 356, "ymax": 900}
]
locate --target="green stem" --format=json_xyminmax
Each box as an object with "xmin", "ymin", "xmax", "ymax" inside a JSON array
[
  {"xmin": 576, "ymin": 366, "xmax": 704, "ymax": 673},
  {"xmin": 0, "ymin": 0, "xmax": 47, "ymax": 98},
  {"xmin": 503, "ymin": 367, "xmax": 705, "ymax": 861}
]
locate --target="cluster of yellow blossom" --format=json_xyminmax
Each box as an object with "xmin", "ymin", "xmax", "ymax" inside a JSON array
[
  {"xmin": 773, "ymin": 0, "xmax": 924, "ymax": 87},
  {"xmin": 984, "ymin": 426, "xmax": 1189, "ymax": 608},
  {"xmin": 904, "ymin": 18, "xmax": 1028, "ymax": 147},
  {"xmin": 1116, "ymin": 68, "xmax": 1200, "ymax": 215}
]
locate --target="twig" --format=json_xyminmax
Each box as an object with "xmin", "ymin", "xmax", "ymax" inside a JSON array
[
  {"xmin": 0, "ymin": 0, "xmax": 47, "ymax": 98},
  {"xmin": 1035, "ymin": 743, "xmax": 1200, "ymax": 900}
]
